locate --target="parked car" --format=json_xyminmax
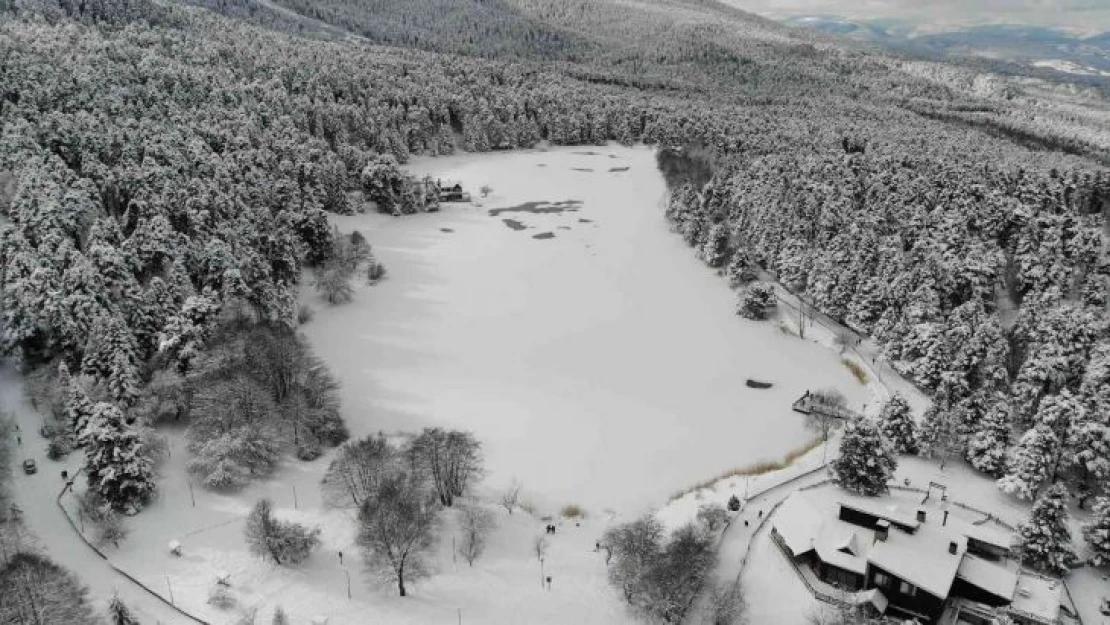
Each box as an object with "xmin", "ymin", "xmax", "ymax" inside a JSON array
[{"xmin": 22, "ymin": 459, "xmax": 37, "ymax": 475}]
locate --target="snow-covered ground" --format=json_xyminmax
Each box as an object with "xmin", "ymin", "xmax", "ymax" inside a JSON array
[{"xmin": 306, "ymin": 144, "xmax": 869, "ymax": 515}]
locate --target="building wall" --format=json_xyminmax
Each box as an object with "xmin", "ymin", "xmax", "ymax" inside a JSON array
[
  {"xmin": 816, "ymin": 561, "xmax": 863, "ymax": 591},
  {"xmin": 865, "ymin": 563, "xmax": 946, "ymax": 622}
]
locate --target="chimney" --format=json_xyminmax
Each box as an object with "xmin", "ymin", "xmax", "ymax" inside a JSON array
[
  {"xmin": 875, "ymin": 519, "xmax": 890, "ymax": 543},
  {"xmin": 943, "ymin": 510, "xmax": 949, "ymax": 526},
  {"xmin": 916, "ymin": 509, "xmax": 926, "ymax": 523},
  {"xmin": 948, "ymin": 541, "xmax": 958, "ymax": 555}
]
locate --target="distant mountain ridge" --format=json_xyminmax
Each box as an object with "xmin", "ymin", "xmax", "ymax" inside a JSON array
[{"xmin": 784, "ymin": 16, "xmax": 1110, "ymax": 80}]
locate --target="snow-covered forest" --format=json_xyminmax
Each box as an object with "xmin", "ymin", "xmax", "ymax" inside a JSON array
[{"xmin": 0, "ymin": 0, "xmax": 1108, "ymax": 621}]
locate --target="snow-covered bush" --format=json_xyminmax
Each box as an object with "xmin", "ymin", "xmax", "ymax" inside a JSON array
[
  {"xmin": 696, "ymin": 503, "xmax": 730, "ymax": 532},
  {"xmin": 832, "ymin": 419, "xmax": 896, "ymax": 496},
  {"xmin": 1016, "ymin": 483, "xmax": 1077, "ymax": 575},
  {"xmin": 245, "ymin": 499, "xmax": 321, "ymax": 566},
  {"xmin": 737, "ymin": 282, "xmax": 775, "ymax": 320},
  {"xmin": 207, "ymin": 585, "xmax": 237, "ymax": 610}
]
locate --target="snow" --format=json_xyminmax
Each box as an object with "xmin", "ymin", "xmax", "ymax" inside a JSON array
[
  {"xmin": 956, "ymin": 555, "xmax": 1019, "ymax": 601},
  {"xmin": 1010, "ymin": 571, "xmax": 1064, "ymax": 623},
  {"xmin": 773, "ymin": 491, "xmax": 823, "ymax": 556},
  {"xmin": 304, "ymin": 144, "xmax": 869, "ymax": 515}
]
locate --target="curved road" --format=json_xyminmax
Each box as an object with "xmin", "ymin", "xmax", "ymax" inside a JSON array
[{"xmin": 2, "ymin": 364, "xmax": 188, "ymax": 625}]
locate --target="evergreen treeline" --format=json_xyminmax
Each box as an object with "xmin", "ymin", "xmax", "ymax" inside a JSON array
[{"xmin": 664, "ymin": 144, "xmax": 1109, "ymax": 506}]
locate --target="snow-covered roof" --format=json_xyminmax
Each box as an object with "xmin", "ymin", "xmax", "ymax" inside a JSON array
[
  {"xmin": 855, "ymin": 588, "xmax": 889, "ymax": 613},
  {"xmin": 773, "ymin": 492, "xmax": 823, "ymax": 555},
  {"xmin": 950, "ymin": 517, "xmax": 1014, "ymax": 552},
  {"xmin": 1009, "ymin": 571, "xmax": 1063, "ymax": 623},
  {"xmin": 814, "ymin": 523, "xmax": 870, "ymax": 575},
  {"xmin": 868, "ymin": 520, "xmax": 967, "ymax": 599},
  {"xmin": 838, "ymin": 497, "xmax": 921, "ymax": 531},
  {"xmin": 956, "ymin": 555, "xmax": 1019, "ymax": 600}
]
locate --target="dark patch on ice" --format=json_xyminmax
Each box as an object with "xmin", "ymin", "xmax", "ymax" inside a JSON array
[
  {"xmin": 578, "ymin": 218, "xmax": 593, "ymax": 223},
  {"xmin": 573, "ymin": 151, "xmax": 601, "ymax": 156},
  {"xmin": 608, "ymin": 167, "xmax": 630, "ymax": 172},
  {"xmin": 488, "ymin": 200, "xmax": 582, "ymax": 217},
  {"xmin": 537, "ymin": 163, "xmax": 547, "ymax": 167},
  {"xmin": 532, "ymin": 232, "xmax": 555, "ymax": 240},
  {"xmin": 440, "ymin": 228, "xmax": 454, "ymax": 233},
  {"xmin": 572, "ymin": 167, "xmax": 594, "ymax": 172},
  {"xmin": 608, "ymin": 154, "xmax": 621, "ymax": 159},
  {"xmin": 558, "ymin": 226, "xmax": 571, "ymax": 230},
  {"xmin": 502, "ymin": 219, "xmax": 527, "ymax": 231}
]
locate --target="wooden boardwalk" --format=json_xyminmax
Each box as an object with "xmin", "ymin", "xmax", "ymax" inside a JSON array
[{"xmin": 791, "ymin": 393, "xmax": 862, "ymax": 421}]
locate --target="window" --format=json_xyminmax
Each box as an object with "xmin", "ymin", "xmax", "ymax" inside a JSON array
[
  {"xmin": 873, "ymin": 572, "xmax": 890, "ymax": 587},
  {"xmin": 899, "ymin": 581, "xmax": 917, "ymax": 596}
]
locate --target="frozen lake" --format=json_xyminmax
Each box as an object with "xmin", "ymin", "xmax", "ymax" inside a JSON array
[{"xmin": 303, "ymin": 145, "xmax": 868, "ymax": 514}]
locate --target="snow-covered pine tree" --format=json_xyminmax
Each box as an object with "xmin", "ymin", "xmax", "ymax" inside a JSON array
[
  {"xmin": 61, "ymin": 362, "xmax": 96, "ymax": 441},
  {"xmin": 81, "ymin": 313, "xmax": 141, "ymax": 405},
  {"xmin": 878, "ymin": 393, "xmax": 917, "ymax": 454},
  {"xmin": 83, "ymin": 402, "xmax": 155, "ymax": 512},
  {"xmin": 1016, "ymin": 483, "xmax": 1077, "ymax": 575},
  {"xmin": 700, "ymin": 223, "xmax": 730, "ymax": 269},
  {"xmin": 832, "ymin": 419, "xmax": 897, "ymax": 496},
  {"xmin": 1083, "ymin": 497, "xmax": 1110, "ymax": 567},
  {"xmin": 965, "ymin": 398, "xmax": 1012, "ymax": 477},
  {"xmin": 997, "ymin": 424, "xmax": 1059, "ymax": 501},
  {"xmin": 1064, "ymin": 402, "xmax": 1109, "ymax": 508}
]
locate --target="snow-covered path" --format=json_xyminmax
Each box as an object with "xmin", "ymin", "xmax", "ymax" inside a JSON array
[{"xmin": 1, "ymin": 364, "xmax": 189, "ymax": 625}]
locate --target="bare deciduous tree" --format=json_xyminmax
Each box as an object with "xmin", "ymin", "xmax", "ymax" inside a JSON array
[
  {"xmin": 321, "ymin": 435, "xmax": 396, "ymax": 508},
  {"xmin": 500, "ymin": 479, "xmax": 521, "ymax": 514},
  {"xmin": 457, "ymin": 504, "xmax": 495, "ymax": 566},
  {"xmin": 357, "ymin": 473, "xmax": 441, "ymax": 597},
  {"xmin": 408, "ymin": 428, "xmax": 483, "ymax": 507}
]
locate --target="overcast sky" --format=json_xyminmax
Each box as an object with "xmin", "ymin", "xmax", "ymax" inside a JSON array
[{"xmin": 722, "ymin": 0, "xmax": 1110, "ymax": 32}]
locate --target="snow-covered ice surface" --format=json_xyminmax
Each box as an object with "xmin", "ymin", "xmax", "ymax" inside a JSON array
[{"xmin": 306, "ymin": 144, "xmax": 868, "ymax": 515}]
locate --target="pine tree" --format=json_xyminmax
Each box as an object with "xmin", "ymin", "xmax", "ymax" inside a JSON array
[
  {"xmin": 832, "ymin": 419, "xmax": 897, "ymax": 496},
  {"xmin": 878, "ymin": 393, "xmax": 917, "ymax": 454},
  {"xmin": 700, "ymin": 223, "xmax": 730, "ymax": 268},
  {"xmin": 1083, "ymin": 497, "xmax": 1110, "ymax": 567},
  {"xmin": 1016, "ymin": 483, "xmax": 1077, "ymax": 575},
  {"xmin": 997, "ymin": 424, "xmax": 1059, "ymax": 501},
  {"xmin": 108, "ymin": 594, "xmax": 139, "ymax": 625},
  {"xmin": 965, "ymin": 398, "xmax": 1011, "ymax": 477},
  {"xmin": 83, "ymin": 402, "xmax": 155, "ymax": 512},
  {"xmin": 61, "ymin": 363, "xmax": 96, "ymax": 441}
]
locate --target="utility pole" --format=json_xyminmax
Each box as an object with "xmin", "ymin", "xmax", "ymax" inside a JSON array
[
  {"xmin": 293, "ymin": 484, "xmax": 298, "ymax": 509},
  {"xmin": 165, "ymin": 574, "xmax": 175, "ymax": 605},
  {"xmin": 345, "ymin": 568, "xmax": 351, "ymax": 599},
  {"xmin": 188, "ymin": 481, "xmax": 195, "ymax": 508}
]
